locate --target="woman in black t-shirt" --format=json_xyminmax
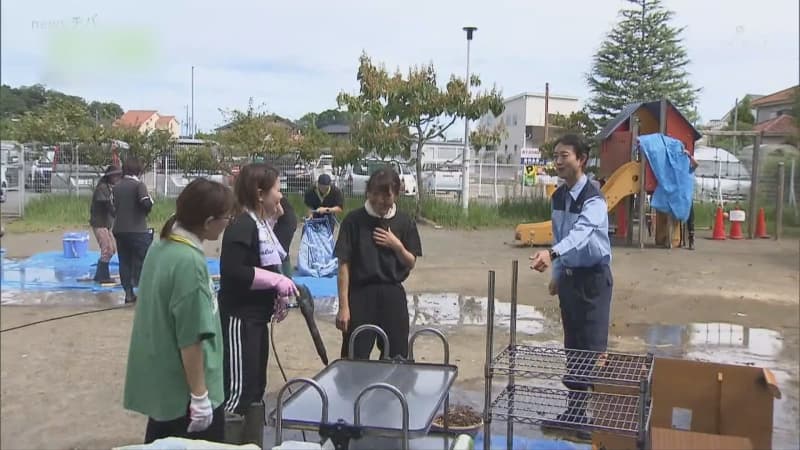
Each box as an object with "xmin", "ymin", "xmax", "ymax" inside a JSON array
[
  {"xmin": 334, "ymin": 167, "xmax": 422, "ymax": 359},
  {"xmin": 218, "ymin": 163, "xmax": 298, "ymax": 440}
]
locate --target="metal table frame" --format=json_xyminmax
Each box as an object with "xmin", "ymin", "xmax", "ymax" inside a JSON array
[
  {"xmin": 482, "ymin": 260, "xmax": 655, "ymax": 450},
  {"xmin": 273, "ymin": 325, "xmax": 453, "ymax": 450}
]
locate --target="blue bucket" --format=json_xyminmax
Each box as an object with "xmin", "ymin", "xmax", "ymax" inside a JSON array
[{"xmin": 62, "ymin": 232, "xmax": 90, "ymax": 259}]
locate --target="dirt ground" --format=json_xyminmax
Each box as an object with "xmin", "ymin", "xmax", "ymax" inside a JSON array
[{"xmin": 1, "ymin": 227, "xmax": 798, "ymax": 449}]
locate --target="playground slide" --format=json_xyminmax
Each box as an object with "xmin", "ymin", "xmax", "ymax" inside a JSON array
[{"xmin": 514, "ymin": 161, "xmax": 642, "ymax": 246}]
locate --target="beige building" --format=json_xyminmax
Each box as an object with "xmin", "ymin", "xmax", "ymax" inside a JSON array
[{"xmin": 114, "ymin": 110, "xmax": 181, "ymax": 138}]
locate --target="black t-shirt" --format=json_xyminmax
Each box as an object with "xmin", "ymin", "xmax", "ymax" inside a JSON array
[
  {"xmin": 304, "ymin": 186, "xmax": 344, "ymax": 213},
  {"xmin": 334, "ymin": 207, "xmax": 423, "ymax": 287},
  {"xmin": 273, "ymin": 197, "xmax": 297, "ymax": 255},
  {"xmin": 219, "ymin": 213, "xmax": 278, "ymax": 319}
]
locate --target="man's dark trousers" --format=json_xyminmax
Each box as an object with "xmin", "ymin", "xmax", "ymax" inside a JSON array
[{"xmin": 556, "ymin": 264, "xmax": 613, "ymax": 415}]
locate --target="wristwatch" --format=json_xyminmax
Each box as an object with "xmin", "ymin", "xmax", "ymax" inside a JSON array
[{"xmin": 549, "ymin": 249, "xmax": 560, "ymax": 260}]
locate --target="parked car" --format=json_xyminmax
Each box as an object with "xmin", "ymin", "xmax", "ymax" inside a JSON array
[
  {"xmin": 257, "ymin": 152, "xmax": 313, "ymax": 193},
  {"xmin": 338, "ymin": 159, "xmax": 417, "ymax": 196},
  {"xmin": 421, "ymin": 163, "xmax": 463, "ymax": 193},
  {"xmin": 312, "ymin": 154, "xmax": 336, "ymax": 184}
]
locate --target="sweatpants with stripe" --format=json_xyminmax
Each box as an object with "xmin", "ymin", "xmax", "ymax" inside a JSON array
[{"xmin": 222, "ymin": 314, "xmax": 269, "ymax": 415}]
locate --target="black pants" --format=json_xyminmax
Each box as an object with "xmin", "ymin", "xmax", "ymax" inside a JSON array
[
  {"xmin": 114, "ymin": 231, "xmax": 152, "ymax": 291},
  {"xmin": 557, "ymin": 265, "xmax": 613, "ymax": 394},
  {"xmin": 687, "ymin": 205, "xmax": 695, "ymax": 236},
  {"xmin": 222, "ymin": 314, "xmax": 269, "ymax": 415},
  {"xmin": 145, "ymin": 406, "xmax": 225, "ymax": 443},
  {"xmin": 340, "ymin": 284, "xmax": 409, "ymax": 360}
]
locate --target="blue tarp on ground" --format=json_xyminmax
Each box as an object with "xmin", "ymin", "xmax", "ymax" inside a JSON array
[
  {"xmin": 0, "ymin": 251, "xmax": 221, "ymax": 292},
  {"xmin": 473, "ymin": 433, "xmax": 591, "ymax": 450},
  {"xmin": 295, "ymin": 218, "xmax": 338, "ymax": 278},
  {"xmin": 638, "ymin": 133, "xmax": 695, "ymax": 222},
  {"xmin": 1, "ymin": 250, "xmax": 339, "ymax": 298}
]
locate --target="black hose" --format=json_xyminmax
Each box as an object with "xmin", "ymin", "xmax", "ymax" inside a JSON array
[
  {"xmin": 269, "ymin": 314, "xmax": 307, "ymax": 442},
  {"xmin": 0, "ymin": 303, "xmax": 134, "ymax": 333}
]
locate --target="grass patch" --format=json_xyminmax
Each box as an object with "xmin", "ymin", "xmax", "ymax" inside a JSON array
[{"xmin": 6, "ymin": 193, "xmax": 551, "ymax": 233}]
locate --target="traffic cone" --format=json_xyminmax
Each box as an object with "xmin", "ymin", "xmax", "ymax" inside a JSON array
[
  {"xmin": 755, "ymin": 207, "xmax": 770, "ymax": 239},
  {"xmin": 728, "ymin": 218, "xmax": 745, "ymax": 240},
  {"xmin": 712, "ymin": 207, "xmax": 726, "ymax": 240}
]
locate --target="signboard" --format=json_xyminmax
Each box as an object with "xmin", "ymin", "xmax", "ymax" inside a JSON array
[
  {"xmin": 523, "ymin": 165, "xmax": 537, "ymax": 186},
  {"xmin": 520, "ymin": 147, "xmax": 541, "ymax": 165}
]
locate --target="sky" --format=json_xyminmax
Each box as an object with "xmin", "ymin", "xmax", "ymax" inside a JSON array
[{"xmin": 1, "ymin": 0, "xmax": 798, "ymax": 136}]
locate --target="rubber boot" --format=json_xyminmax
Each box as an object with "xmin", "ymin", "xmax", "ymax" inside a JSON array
[
  {"xmin": 93, "ymin": 261, "xmax": 114, "ymax": 284},
  {"xmin": 241, "ymin": 402, "xmax": 265, "ymax": 447},
  {"xmin": 224, "ymin": 412, "xmax": 246, "ymax": 445},
  {"xmin": 688, "ymin": 233, "xmax": 695, "ymax": 250},
  {"xmin": 124, "ymin": 287, "xmax": 137, "ymax": 304}
]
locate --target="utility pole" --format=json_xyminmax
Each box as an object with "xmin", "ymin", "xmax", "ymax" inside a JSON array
[
  {"xmin": 191, "ymin": 66, "xmax": 195, "ymax": 139},
  {"xmin": 461, "ymin": 26, "xmax": 477, "ymax": 211}
]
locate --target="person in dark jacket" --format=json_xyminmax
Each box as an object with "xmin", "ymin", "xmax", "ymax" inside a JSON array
[
  {"xmin": 273, "ymin": 197, "xmax": 297, "ymax": 276},
  {"xmin": 218, "ymin": 163, "xmax": 298, "ymax": 445},
  {"xmin": 113, "ymin": 157, "xmax": 154, "ymax": 303},
  {"xmin": 90, "ymin": 165, "xmax": 122, "ymax": 283}
]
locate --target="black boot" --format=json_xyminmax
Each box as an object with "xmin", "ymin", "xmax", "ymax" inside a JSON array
[
  {"xmin": 241, "ymin": 402, "xmax": 264, "ymax": 447},
  {"xmin": 93, "ymin": 261, "xmax": 115, "ymax": 284},
  {"xmin": 124, "ymin": 287, "xmax": 137, "ymax": 304},
  {"xmin": 688, "ymin": 233, "xmax": 695, "ymax": 250}
]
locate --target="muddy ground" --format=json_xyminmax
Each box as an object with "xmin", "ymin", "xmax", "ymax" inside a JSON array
[{"xmin": 1, "ymin": 228, "xmax": 798, "ymax": 449}]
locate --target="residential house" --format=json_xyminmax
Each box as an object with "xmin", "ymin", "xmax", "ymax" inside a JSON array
[
  {"xmin": 705, "ymin": 94, "xmax": 763, "ymax": 130},
  {"xmin": 478, "ymin": 91, "xmax": 580, "ymax": 163},
  {"xmin": 320, "ymin": 124, "xmax": 351, "ymax": 140},
  {"xmin": 114, "ymin": 110, "xmax": 181, "ymax": 138},
  {"xmin": 750, "ymin": 86, "xmax": 798, "ymax": 145},
  {"xmin": 156, "ymin": 115, "xmax": 180, "ymax": 138}
]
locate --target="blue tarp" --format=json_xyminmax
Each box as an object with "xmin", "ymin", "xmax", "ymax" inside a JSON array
[
  {"xmin": 473, "ymin": 433, "xmax": 591, "ymax": 450},
  {"xmin": 0, "ymin": 251, "xmax": 221, "ymax": 292},
  {"xmin": 638, "ymin": 133, "xmax": 695, "ymax": 222},
  {"xmin": 295, "ymin": 218, "xmax": 338, "ymax": 278}
]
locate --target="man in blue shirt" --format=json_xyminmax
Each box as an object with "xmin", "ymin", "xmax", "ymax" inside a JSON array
[{"xmin": 530, "ymin": 134, "xmax": 613, "ymax": 434}]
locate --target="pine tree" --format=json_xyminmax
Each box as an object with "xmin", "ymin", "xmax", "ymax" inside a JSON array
[{"xmin": 587, "ymin": 0, "xmax": 699, "ymax": 125}]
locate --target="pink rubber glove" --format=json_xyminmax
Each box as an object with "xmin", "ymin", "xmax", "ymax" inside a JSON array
[{"xmin": 251, "ymin": 268, "xmax": 299, "ymax": 298}]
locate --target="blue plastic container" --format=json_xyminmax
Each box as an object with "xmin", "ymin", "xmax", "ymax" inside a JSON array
[{"xmin": 62, "ymin": 232, "xmax": 90, "ymax": 259}]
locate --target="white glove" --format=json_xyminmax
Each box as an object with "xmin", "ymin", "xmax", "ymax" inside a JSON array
[
  {"xmin": 187, "ymin": 391, "xmax": 213, "ymax": 433},
  {"xmin": 273, "ymin": 296, "xmax": 289, "ymax": 323}
]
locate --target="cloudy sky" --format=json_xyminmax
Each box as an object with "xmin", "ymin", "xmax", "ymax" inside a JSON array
[{"xmin": 1, "ymin": 0, "xmax": 797, "ymax": 135}]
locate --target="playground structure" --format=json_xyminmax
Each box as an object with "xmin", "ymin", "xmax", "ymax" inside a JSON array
[{"xmin": 516, "ymin": 99, "xmax": 702, "ymax": 248}]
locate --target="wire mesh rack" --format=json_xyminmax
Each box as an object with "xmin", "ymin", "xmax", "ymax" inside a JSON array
[
  {"xmin": 491, "ymin": 345, "xmax": 655, "ymax": 387},
  {"xmin": 490, "ymin": 385, "xmax": 650, "ymax": 437}
]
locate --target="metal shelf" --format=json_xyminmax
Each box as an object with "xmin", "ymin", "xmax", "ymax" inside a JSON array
[
  {"xmin": 491, "ymin": 345, "xmax": 654, "ymax": 387},
  {"xmin": 490, "ymin": 385, "xmax": 651, "ymax": 437}
]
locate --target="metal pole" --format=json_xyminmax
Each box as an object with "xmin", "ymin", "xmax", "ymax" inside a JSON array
[
  {"xmin": 507, "ymin": 261, "xmax": 518, "ymax": 450},
  {"xmin": 544, "ymin": 82, "xmax": 550, "ymax": 143},
  {"xmin": 191, "ymin": 66, "xmax": 195, "ymax": 139},
  {"xmin": 634, "ymin": 119, "xmax": 646, "ymax": 249},
  {"xmin": 461, "ymin": 27, "xmax": 477, "ymax": 211},
  {"xmin": 776, "ymin": 162, "xmax": 785, "ymax": 240},
  {"xmin": 483, "ymin": 270, "xmax": 495, "ymax": 450},
  {"xmin": 493, "ymin": 150, "xmax": 498, "ymax": 204},
  {"xmin": 748, "ymin": 133, "xmax": 762, "ymax": 239},
  {"xmin": 658, "ymin": 99, "xmax": 673, "ymax": 248}
]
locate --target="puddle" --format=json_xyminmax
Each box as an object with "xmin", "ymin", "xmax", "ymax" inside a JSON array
[
  {"xmin": 622, "ymin": 322, "xmax": 799, "ymax": 450},
  {"xmin": 312, "ymin": 292, "xmax": 550, "ymax": 336}
]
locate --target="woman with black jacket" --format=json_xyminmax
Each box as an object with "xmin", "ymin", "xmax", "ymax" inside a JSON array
[{"xmin": 218, "ymin": 163, "xmax": 298, "ymax": 444}]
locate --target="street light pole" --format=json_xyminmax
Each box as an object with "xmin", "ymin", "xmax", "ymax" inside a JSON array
[{"xmin": 461, "ymin": 26, "xmax": 477, "ymax": 211}]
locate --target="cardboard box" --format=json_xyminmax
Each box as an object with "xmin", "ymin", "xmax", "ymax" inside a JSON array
[
  {"xmin": 649, "ymin": 427, "xmax": 753, "ymax": 449},
  {"xmin": 592, "ymin": 357, "xmax": 781, "ymax": 450}
]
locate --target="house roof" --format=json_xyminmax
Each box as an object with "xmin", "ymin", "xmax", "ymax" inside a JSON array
[
  {"xmin": 320, "ymin": 124, "xmax": 350, "ymax": 134},
  {"xmin": 753, "ymin": 114, "xmax": 798, "ymax": 135},
  {"xmin": 750, "ymin": 86, "xmax": 798, "ymax": 108},
  {"xmin": 114, "ymin": 110, "xmax": 158, "ymax": 127},
  {"xmin": 504, "ymin": 91, "xmax": 579, "ymax": 103},
  {"xmin": 598, "ymin": 100, "xmax": 702, "ymax": 141},
  {"xmin": 156, "ymin": 115, "xmax": 176, "ymax": 127}
]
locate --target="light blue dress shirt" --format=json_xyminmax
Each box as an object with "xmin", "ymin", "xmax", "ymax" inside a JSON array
[{"xmin": 551, "ymin": 174, "xmax": 612, "ymax": 280}]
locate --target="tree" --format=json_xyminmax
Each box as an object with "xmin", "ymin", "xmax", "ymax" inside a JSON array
[
  {"xmin": 297, "ymin": 123, "xmax": 331, "ymax": 161},
  {"xmin": 587, "ymin": 0, "xmax": 699, "ymax": 125},
  {"xmin": 176, "ymin": 144, "xmax": 221, "ymax": 176},
  {"xmin": 88, "ymin": 101, "xmax": 124, "ymax": 125},
  {"xmin": 726, "ymin": 96, "xmax": 755, "ymax": 128},
  {"xmin": 218, "ymin": 98, "xmax": 295, "ymax": 157},
  {"xmin": 540, "ymin": 110, "xmax": 600, "ymax": 159},
  {"xmin": 337, "ymin": 53, "xmax": 504, "ymax": 217},
  {"xmin": 470, "ymin": 122, "xmax": 507, "ymax": 152},
  {"xmin": 316, "ymin": 109, "xmax": 352, "ymax": 128}
]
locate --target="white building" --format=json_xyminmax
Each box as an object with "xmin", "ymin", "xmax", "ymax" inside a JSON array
[
  {"xmin": 415, "ymin": 139, "xmax": 467, "ymax": 165},
  {"xmin": 478, "ymin": 92, "xmax": 580, "ymax": 163}
]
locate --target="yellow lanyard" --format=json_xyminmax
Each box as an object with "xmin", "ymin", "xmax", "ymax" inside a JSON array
[{"xmin": 168, "ymin": 234, "xmax": 200, "ymax": 249}]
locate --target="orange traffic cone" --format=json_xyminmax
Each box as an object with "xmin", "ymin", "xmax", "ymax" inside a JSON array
[
  {"xmin": 755, "ymin": 207, "xmax": 770, "ymax": 239},
  {"xmin": 712, "ymin": 207, "xmax": 726, "ymax": 240},
  {"xmin": 728, "ymin": 217, "xmax": 745, "ymax": 240}
]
